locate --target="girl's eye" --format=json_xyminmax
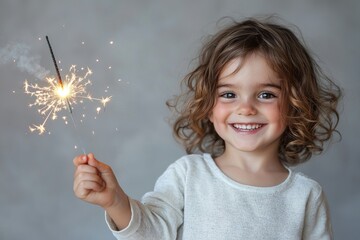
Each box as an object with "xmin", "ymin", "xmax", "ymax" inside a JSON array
[
  {"xmin": 258, "ymin": 92, "xmax": 276, "ymax": 99},
  {"xmin": 220, "ymin": 92, "xmax": 236, "ymax": 99}
]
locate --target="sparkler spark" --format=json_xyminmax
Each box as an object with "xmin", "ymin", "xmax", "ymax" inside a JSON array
[{"xmin": 24, "ymin": 65, "xmax": 111, "ymax": 134}]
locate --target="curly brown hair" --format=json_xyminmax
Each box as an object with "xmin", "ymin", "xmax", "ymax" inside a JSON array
[{"xmin": 167, "ymin": 17, "xmax": 341, "ymax": 166}]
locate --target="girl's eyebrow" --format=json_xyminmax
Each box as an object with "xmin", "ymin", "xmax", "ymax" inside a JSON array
[
  {"xmin": 217, "ymin": 82, "xmax": 281, "ymax": 89},
  {"xmin": 260, "ymin": 83, "xmax": 282, "ymax": 89},
  {"xmin": 216, "ymin": 83, "xmax": 234, "ymax": 88}
]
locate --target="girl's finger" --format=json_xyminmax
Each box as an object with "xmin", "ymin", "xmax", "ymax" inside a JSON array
[
  {"xmin": 76, "ymin": 164, "xmax": 99, "ymax": 174},
  {"xmin": 74, "ymin": 179, "xmax": 105, "ymax": 198},
  {"xmin": 74, "ymin": 172, "xmax": 104, "ymax": 186},
  {"xmin": 73, "ymin": 154, "xmax": 88, "ymax": 167}
]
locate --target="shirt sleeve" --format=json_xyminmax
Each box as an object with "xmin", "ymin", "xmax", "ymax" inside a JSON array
[
  {"xmin": 105, "ymin": 161, "xmax": 185, "ymax": 240},
  {"xmin": 303, "ymin": 190, "xmax": 333, "ymax": 240}
]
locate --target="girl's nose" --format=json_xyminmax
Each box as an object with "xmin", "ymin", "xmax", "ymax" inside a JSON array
[{"xmin": 236, "ymin": 99, "xmax": 257, "ymax": 116}]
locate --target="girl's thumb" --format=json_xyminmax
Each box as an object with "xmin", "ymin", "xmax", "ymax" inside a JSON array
[{"xmin": 87, "ymin": 153, "xmax": 111, "ymax": 173}]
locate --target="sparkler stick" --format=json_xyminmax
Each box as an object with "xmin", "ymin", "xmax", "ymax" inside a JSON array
[
  {"xmin": 46, "ymin": 36, "xmax": 85, "ymax": 153},
  {"xmin": 46, "ymin": 36, "xmax": 72, "ymax": 113}
]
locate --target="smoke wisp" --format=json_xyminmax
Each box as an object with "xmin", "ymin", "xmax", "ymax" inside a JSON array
[{"xmin": 0, "ymin": 43, "xmax": 49, "ymax": 80}]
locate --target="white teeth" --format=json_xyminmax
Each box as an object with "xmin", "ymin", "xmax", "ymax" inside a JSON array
[{"xmin": 233, "ymin": 124, "xmax": 262, "ymax": 130}]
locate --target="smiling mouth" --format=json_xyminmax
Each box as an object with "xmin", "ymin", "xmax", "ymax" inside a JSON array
[{"xmin": 231, "ymin": 123, "xmax": 264, "ymax": 131}]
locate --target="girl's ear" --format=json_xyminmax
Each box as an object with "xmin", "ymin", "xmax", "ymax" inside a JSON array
[{"xmin": 208, "ymin": 112, "xmax": 214, "ymax": 123}]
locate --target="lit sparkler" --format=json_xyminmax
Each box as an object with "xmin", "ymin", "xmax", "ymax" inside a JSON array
[{"xmin": 24, "ymin": 36, "xmax": 111, "ymax": 135}]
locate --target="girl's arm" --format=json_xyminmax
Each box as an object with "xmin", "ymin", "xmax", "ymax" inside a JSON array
[
  {"xmin": 303, "ymin": 190, "xmax": 333, "ymax": 239},
  {"xmin": 73, "ymin": 153, "xmax": 131, "ymax": 230},
  {"xmin": 74, "ymin": 154, "xmax": 185, "ymax": 239},
  {"xmin": 107, "ymin": 160, "xmax": 185, "ymax": 239}
]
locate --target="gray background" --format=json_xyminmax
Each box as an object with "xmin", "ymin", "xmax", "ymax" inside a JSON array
[{"xmin": 0, "ymin": 0, "xmax": 359, "ymax": 239}]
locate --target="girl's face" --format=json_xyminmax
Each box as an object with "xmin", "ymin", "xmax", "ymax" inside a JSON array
[{"xmin": 209, "ymin": 53, "xmax": 286, "ymax": 156}]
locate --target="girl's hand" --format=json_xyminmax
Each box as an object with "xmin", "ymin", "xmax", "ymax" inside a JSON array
[
  {"xmin": 73, "ymin": 153, "xmax": 132, "ymax": 229},
  {"xmin": 73, "ymin": 153, "xmax": 124, "ymax": 209}
]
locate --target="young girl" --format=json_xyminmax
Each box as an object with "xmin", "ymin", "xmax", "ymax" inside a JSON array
[{"xmin": 73, "ymin": 17, "xmax": 341, "ymax": 239}]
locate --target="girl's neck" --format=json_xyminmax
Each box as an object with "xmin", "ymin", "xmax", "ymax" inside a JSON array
[
  {"xmin": 214, "ymin": 147, "xmax": 288, "ymax": 187},
  {"xmin": 216, "ymin": 147, "xmax": 286, "ymax": 173}
]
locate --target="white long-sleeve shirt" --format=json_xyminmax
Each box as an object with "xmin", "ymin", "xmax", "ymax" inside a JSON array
[{"xmin": 106, "ymin": 154, "xmax": 332, "ymax": 239}]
